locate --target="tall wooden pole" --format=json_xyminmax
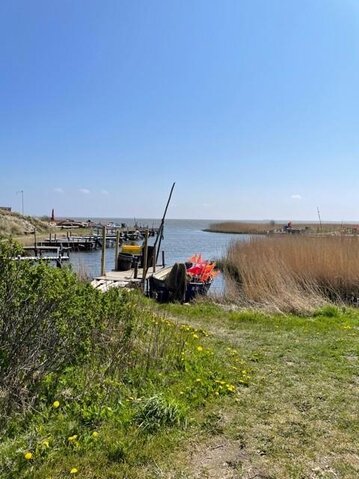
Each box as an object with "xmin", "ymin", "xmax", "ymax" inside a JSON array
[
  {"xmin": 317, "ymin": 206, "xmax": 322, "ymax": 233},
  {"xmin": 152, "ymin": 244, "xmax": 156, "ymax": 273},
  {"xmin": 101, "ymin": 226, "xmax": 106, "ymax": 276},
  {"xmin": 142, "ymin": 230, "xmax": 149, "ymax": 291},
  {"xmin": 114, "ymin": 230, "xmax": 120, "ymax": 271},
  {"xmin": 154, "ymin": 182, "xmax": 175, "ymax": 263}
]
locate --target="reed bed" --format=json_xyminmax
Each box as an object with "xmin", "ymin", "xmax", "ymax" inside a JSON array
[{"xmin": 223, "ymin": 235, "xmax": 359, "ymax": 313}]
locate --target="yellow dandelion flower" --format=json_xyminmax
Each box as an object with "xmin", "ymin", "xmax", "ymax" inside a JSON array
[
  {"xmin": 52, "ymin": 400, "xmax": 60, "ymax": 409},
  {"xmin": 68, "ymin": 435, "xmax": 78, "ymax": 442},
  {"xmin": 195, "ymin": 378, "xmax": 202, "ymax": 382},
  {"xmin": 196, "ymin": 346, "xmax": 203, "ymax": 352},
  {"xmin": 192, "ymin": 333, "xmax": 199, "ymax": 339},
  {"xmin": 24, "ymin": 451, "xmax": 33, "ymax": 460},
  {"xmin": 92, "ymin": 431, "xmax": 99, "ymax": 438},
  {"xmin": 70, "ymin": 468, "xmax": 78, "ymax": 474}
]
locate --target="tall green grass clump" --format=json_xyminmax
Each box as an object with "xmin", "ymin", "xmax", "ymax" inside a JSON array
[{"xmin": 0, "ymin": 242, "xmax": 245, "ymax": 478}]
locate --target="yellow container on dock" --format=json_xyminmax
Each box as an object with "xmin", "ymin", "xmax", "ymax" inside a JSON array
[{"xmin": 121, "ymin": 244, "xmax": 142, "ymax": 255}]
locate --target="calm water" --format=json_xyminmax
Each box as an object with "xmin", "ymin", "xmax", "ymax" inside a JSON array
[{"xmin": 69, "ymin": 219, "xmax": 249, "ymax": 293}]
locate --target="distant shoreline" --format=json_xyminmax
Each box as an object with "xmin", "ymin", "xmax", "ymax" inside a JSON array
[
  {"xmin": 203, "ymin": 228, "xmax": 265, "ymax": 235},
  {"xmin": 204, "ymin": 221, "xmax": 359, "ymax": 236}
]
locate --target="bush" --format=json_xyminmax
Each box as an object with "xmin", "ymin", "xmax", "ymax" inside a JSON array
[{"xmin": 0, "ymin": 242, "xmax": 137, "ymax": 421}]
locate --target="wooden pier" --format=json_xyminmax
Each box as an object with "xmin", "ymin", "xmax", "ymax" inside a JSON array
[
  {"xmin": 13, "ymin": 245, "xmax": 70, "ymax": 267},
  {"xmin": 38, "ymin": 227, "xmax": 159, "ymax": 252},
  {"xmin": 91, "ymin": 266, "xmax": 171, "ymax": 292}
]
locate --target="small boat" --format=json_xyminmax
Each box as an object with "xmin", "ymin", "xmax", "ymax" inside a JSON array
[{"xmin": 148, "ymin": 255, "xmax": 217, "ymax": 303}]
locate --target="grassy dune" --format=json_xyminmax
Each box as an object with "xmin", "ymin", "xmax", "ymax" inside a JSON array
[{"xmin": 0, "ymin": 209, "xmax": 50, "ymax": 237}]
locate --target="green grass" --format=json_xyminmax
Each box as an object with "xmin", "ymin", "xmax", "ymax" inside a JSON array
[
  {"xmin": 1, "ymin": 249, "xmax": 358, "ymax": 479},
  {"xmin": 152, "ymin": 301, "xmax": 359, "ymax": 478},
  {"xmin": 0, "ymin": 250, "xmax": 244, "ymax": 479}
]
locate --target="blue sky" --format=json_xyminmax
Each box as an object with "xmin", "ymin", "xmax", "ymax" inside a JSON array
[{"xmin": 1, "ymin": 0, "xmax": 359, "ymax": 220}]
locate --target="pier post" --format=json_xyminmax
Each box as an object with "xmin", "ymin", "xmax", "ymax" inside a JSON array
[
  {"xmin": 152, "ymin": 244, "xmax": 156, "ymax": 273},
  {"xmin": 114, "ymin": 230, "xmax": 120, "ymax": 270},
  {"xmin": 142, "ymin": 230, "xmax": 149, "ymax": 291},
  {"xmin": 101, "ymin": 226, "xmax": 106, "ymax": 276}
]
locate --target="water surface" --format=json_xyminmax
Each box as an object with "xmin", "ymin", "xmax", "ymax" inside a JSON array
[{"xmin": 69, "ymin": 219, "xmax": 249, "ymax": 293}]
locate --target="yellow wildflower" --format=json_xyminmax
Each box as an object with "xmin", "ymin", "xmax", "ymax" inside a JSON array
[
  {"xmin": 24, "ymin": 451, "xmax": 33, "ymax": 460},
  {"xmin": 70, "ymin": 468, "xmax": 78, "ymax": 474},
  {"xmin": 192, "ymin": 333, "xmax": 199, "ymax": 339},
  {"xmin": 52, "ymin": 400, "xmax": 60, "ymax": 408},
  {"xmin": 68, "ymin": 435, "xmax": 78, "ymax": 442},
  {"xmin": 92, "ymin": 431, "xmax": 99, "ymax": 438},
  {"xmin": 197, "ymin": 346, "xmax": 203, "ymax": 352}
]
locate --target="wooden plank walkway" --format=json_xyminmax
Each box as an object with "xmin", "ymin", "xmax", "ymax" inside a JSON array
[{"xmin": 91, "ymin": 266, "xmax": 171, "ymax": 292}]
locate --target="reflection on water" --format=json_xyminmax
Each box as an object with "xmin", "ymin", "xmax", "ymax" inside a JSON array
[{"xmin": 68, "ymin": 219, "xmax": 250, "ymax": 294}]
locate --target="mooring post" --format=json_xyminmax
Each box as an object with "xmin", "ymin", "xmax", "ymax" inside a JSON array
[
  {"xmin": 101, "ymin": 225, "xmax": 106, "ymax": 276},
  {"xmin": 142, "ymin": 230, "xmax": 149, "ymax": 291},
  {"xmin": 114, "ymin": 230, "xmax": 120, "ymax": 270},
  {"xmin": 34, "ymin": 229, "xmax": 37, "ymax": 257},
  {"xmin": 162, "ymin": 250, "xmax": 165, "ymax": 267},
  {"xmin": 152, "ymin": 244, "xmax": 156, "ymax": 273}
]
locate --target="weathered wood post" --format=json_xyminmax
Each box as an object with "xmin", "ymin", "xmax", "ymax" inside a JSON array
[
  {"xmin": 114, "ymin": 230, "xmax": 120, "ymax": 271},
  {"xmin": 152, "ymin": 243, "xmax": 156, "ymax": 273},
  {"xmin": 142, "ymin": 230, "xmax": 149, "ymax": 292},
  {"xmin": 101, "ymin": 225, "xmax": 106, "ymax": 276},
  {"xmin": 33, "ymin": 229, "xmax": 37, "ymax": 256}
]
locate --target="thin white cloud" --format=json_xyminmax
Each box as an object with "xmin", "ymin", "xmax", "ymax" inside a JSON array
[
  {"xmin": 54, "ymin": 187, "xmax": 64, "ymax": 193},
  {"xmin": 79, "ymin": 188, "xmax": 90, "ymax": 194},
  {"xmin": 291, "ymin": 194, "xmax": 302, "ymax": 200},
  {"xmin": 101, "ymin": 189, "xmax": 109, "ymax": 195}
]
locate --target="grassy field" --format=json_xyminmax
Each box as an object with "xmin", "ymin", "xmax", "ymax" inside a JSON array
[
  {"xmin": 1, "ymin": 243, "xmax": 358, "ymax": 478},
  {"xmin": 0, "ymin": 246, "xmax": 244, "ymax": 479},
  {"xmin": 153, "ymin": 301, "xmax": 359, "ymax": 479}
]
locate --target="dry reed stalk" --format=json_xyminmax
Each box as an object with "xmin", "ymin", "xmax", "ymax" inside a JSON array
[{"xmin": 222, "ymin": 236, "xmax": 359, "ymax": 313}]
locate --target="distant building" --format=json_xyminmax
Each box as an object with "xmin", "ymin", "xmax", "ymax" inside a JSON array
[{"xmin": 0, "ymin": 206, "xmax": 12, "ymax": 212}]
